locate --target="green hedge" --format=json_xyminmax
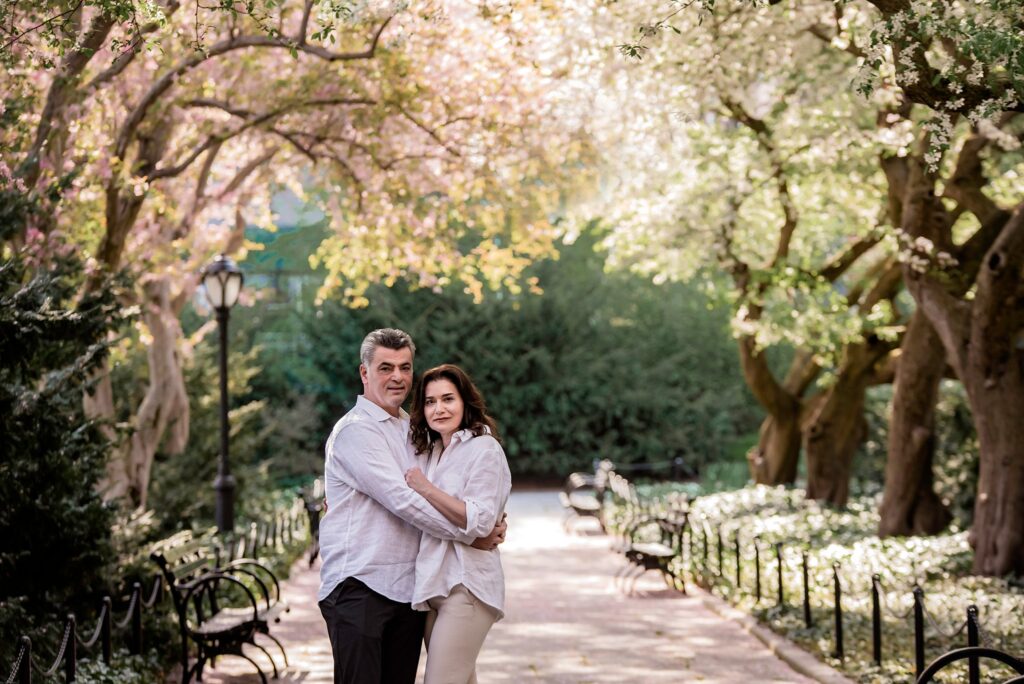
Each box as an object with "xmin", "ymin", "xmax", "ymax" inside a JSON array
[{"xmin": 246, "ymin": 226, "xmax": 761, "ymax": 477}]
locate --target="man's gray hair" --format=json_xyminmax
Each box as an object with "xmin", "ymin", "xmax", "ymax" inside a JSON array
[{"xmin": 359, "ymin": 328, "xmax": 416, "ymax": 367}]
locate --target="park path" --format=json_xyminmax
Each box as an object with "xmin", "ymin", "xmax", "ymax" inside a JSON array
[{"xmin": 199, "ymin": 490, "xmax": 820, "ymax": 683}]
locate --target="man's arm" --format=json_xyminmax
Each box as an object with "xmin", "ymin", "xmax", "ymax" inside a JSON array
[
  {"xmin": 406, "ymin": 443, "xmax": 511, "ymax": 547},
  {"xmin": 331, "ymin": 421, "xmax": 475, "ymax": 543},
  {"xmin": 405, "ymin": 467, "xmax": 468, "ymax": 528}
]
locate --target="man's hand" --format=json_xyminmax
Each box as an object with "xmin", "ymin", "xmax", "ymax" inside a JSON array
[{"xmin": 470, "ymin": 513, "xmax": 508, "ymax": 551}]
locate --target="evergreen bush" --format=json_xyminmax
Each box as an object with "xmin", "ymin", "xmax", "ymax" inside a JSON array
[{"xmin": 0, "ymin": 252, "xmax": 130, "ymax": 668}]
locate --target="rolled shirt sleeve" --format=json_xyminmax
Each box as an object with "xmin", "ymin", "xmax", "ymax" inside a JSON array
[{"xmin": 461, "ymin": 446, "xmax": 510, "ymax": 538}]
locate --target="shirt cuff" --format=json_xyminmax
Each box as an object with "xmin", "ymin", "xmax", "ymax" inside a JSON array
[{"xmin": 465, "ymin": 499, "xmax": 479, "ymax": 534}]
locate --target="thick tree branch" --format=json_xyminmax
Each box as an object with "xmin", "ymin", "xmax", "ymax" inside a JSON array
[
  {"xmin": 721, "ymin": 97, "xmax": 798, "ymax": 267},
  {"xmin": 860, "ymin": 261, "xmax": 903, "ymax": 311},
  {"xmin": 944, "ymin": 131, "xmax": 1002, "ymax": 224},
  {"xmin": 781, "ymin": 348, "xmax": 820, "ymax": 397},
  {"xmin": 117, "ymin": 18, "xmax": 391, "ymax": 158},
  {"xmin": 152, "ymin": 95, "xmax": 375, "ymax": 179},
  {"xmin": 904, "ymin": 270, "xmax": 970, "ymax": 379},
  {"xmin": 738, "ymin": 335, "xmax": 799, "ymax": 416},
  {"xmin": 972, "ymin": 202, "xmax": 1024, "ymax": 366},
  {"xmin": 821, "ymin": 234, "xmax": 884, "ymax": 283},
  {"xmin": 83, "ymin": 1, "xmax": 183, "ymax": 93},
  {"xmin": 20, "ymin": 9, "xmax": 116, "ymax": 187},
  {"xmin": 862, "ymin": 0, "xmax": 1021, "ymax": 114}
]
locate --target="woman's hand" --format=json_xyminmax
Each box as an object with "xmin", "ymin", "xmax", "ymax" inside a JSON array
[{"xmin": 405, "ymin": 467, "xmax": 431, "ymax": 495}]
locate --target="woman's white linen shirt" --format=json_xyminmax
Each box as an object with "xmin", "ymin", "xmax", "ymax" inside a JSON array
[{"xmin": 411, "ymin": 430, "xmax": 512, "ymax": 619}]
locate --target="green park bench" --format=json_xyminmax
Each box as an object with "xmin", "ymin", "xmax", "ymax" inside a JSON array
[{"xmin": 150, "ymin": 530, "xmax": 289, "ymax": 684}]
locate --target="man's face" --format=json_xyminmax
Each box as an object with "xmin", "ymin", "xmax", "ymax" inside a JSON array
[{"xmin": 360, "ymin": 346, "xmax": 413, "ymax": 416}]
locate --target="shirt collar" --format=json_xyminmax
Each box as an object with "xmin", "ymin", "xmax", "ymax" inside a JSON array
[
  {"xmin": 356, "ymin": 395, "xmax": 408, "ymax": 422},
  {"xmin": 450, "ymin": 425, "xmax": 488, "ymax": 445},
  {"xmin": 450, "ymin": 429, "xmax": 472, "ymax": 445}
]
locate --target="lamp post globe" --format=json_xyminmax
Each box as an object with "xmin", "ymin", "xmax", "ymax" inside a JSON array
[{"xmin": 201, "ymin": 254, "xmax": 244, "ymax": 533}]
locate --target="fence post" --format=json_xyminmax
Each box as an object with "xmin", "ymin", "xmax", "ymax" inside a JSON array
[
  {"xmin": 716, "ymin": 528, "xmax": 723, "ymax": 578},
  {"xmin": 685, "ymin": 525, "xmax": 693, "ymax": 578},
  {"xmin": 66, "ymin": 613, "xmax": 77, "ymax": 682},
  {"xmin": 967, "ymin": 604, "xmax": 980, "ymax": 684},
  {"xmin": 701, "ymin": 521, "xmax": 708, "ymax": 575},
  {"xmin": 734, "ymin": 533, "xmax": 742, "ymax": 589},
  {"xmin": 832, "ymin": 563, "xmax": 843, "ymax": 661},
  {"xmin": 871, "ymin": 574, "xmax": 881, "ymax": 666},
  {"xmin": 776, "ymin": 543, "xmax": 785, "ymax": 609},
  {"xmin": 19, "ymin": 635, "xmax": 31, "ymax": 684},
  {"xmin": 913, "ymin": 586, "xmax": 925, "ymax": 678},
  {"xmin": 131, "ymin": 582, "xmax": 143, "ymax": 655},
  {"xmin": 101, "ymin": 596, "xmax": 113, "ymax": 664},
  {"xmin": 754, "ymin": 536, "xmax": 762, "ymax": 603},
  {"xmin": 802, "ymin": 551, "xmax": 813, "ymax": 627}
]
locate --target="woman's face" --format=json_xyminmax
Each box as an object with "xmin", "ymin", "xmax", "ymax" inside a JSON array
[{"xmin": 423, "ymin": 377, "xmax": 465, "ymax": 443}]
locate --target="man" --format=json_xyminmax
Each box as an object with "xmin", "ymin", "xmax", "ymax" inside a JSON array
[{"xmin": 318, "ymin": 328, "xmax": 507, "ymax": 683}]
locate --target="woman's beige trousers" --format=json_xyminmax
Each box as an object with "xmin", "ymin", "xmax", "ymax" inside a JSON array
[{"xmin": 423, "ymin": 585, "xmax": 498, "ymax": 684}]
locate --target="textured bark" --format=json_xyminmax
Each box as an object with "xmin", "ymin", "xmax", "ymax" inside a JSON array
[
  {"xmin": 901, "ymin": 150, "xmax": 1024, "ymax": 574},
  {"xmin": 878, "ymin": 310, "xmax": 952, "ymax": 536},
  {"xmin": 962, "ymin": 208, "xmax": 1024, "ymax": 575},
  {"xmin": 128, "ymin": 277, "xmax": 190, "ymax": 507},
  {"xmin": 93, "ymin": 278, "xmax": 192, "ymax": 507},
  {"xmin": 803, "ymin": 337, "xmax": 892, "ymax": 506},
  {"xmin": 748, "ymin": 406, "xmax": 802, "ymax": 484},
  {"xmin": 739, "ymin": 338, "xmax": 816, "ymax": 485}
]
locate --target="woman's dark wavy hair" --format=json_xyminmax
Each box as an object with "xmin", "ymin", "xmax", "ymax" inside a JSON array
[{"xmin": 409, "ymin": 364, "xmax": 501, "ymax": 455}]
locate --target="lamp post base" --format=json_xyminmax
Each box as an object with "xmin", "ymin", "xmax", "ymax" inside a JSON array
[{"xmin": 214, "ymin": 474, "xmax": 236, "ymax": 533}]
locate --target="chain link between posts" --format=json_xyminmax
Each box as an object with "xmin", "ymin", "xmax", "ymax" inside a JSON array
[
  {"xmin": 41, "ymin": 621, "xmax": 73, "ymax": 677},
  {"xmin": 4, "ymin": 641, "xmax": 26, "ymax": 684},
  {"xmin": 77, "ymin": 602, "xmax": 108, "ymax": 648}
]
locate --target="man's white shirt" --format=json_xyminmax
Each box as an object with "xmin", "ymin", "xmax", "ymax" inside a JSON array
[{"xmin": 318, "ymin": 395, "xmax": 475, "ymax": 603}]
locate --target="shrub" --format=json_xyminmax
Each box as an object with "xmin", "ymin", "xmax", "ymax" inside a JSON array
[{"xmin": 0, "ymin": 252, "xmax": 130, "ymax": 668}]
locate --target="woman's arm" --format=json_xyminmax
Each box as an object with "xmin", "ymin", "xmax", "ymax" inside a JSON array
[{"xmin": 405, "ymin": 467, "xmax": 467, "ymax": 529}]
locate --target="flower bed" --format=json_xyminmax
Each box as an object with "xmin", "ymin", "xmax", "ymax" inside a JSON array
[{"xmin": 618, "ymin": 484, "xmax": 1024, "ymax": 683}]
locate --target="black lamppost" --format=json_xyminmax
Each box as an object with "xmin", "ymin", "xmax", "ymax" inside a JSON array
[{"xmin": 201, "ymin": 254, "xmax": 244, "ymax": 533}]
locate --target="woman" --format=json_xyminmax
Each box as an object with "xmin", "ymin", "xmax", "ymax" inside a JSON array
[{"xmin": 404, "ymin": 364, "xmax": 512, "ymax": 684}]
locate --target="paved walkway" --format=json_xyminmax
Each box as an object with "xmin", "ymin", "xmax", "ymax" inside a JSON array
[{"xmin": 200, "ymin": 491, "xmax": 819, "ymax": 683}]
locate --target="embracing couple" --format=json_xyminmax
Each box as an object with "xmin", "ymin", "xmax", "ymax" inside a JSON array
[{"xmin": 318, "ymin": 328, "xmax": 512, "ymax": 684}]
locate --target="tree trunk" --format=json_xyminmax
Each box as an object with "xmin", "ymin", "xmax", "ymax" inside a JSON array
[
  {"xmin": 901, "ymin": 150, "xmax": 1024, "ymax": 574},
  {"xmin": 878, "ymin": 310, "xmax": 952, "ymax": 536},
  {"xmin": 737, "ymin": 337, "xmax": 810, "ymax": 485},
  {"xmin": 962, "ymin": 207, "xmax": 1024, "ymax": 575},
  {"xmin": 803, "ymin": 338, "xmax": 891, "ymax": 506},
  {"xmin": 967, "ymin": 368, "xmax": 1024, "ymax": 575},
  {"xmin": 747, "ymin": 406, "xmax": 802, "ymax": 484},
  {"xmin": 127, "ymin": 277, "xmax": 190, "ymax": 507}
]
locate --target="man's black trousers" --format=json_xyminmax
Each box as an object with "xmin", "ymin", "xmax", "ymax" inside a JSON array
[{"xmin": 319, "ymin": 577, "xmax": 426, "ymax": 684}]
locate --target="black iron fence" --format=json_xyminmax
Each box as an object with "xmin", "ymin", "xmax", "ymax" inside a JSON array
[
  {"xmin": 601, "ymin": 467, "xmax": 1023, "ymax": 684},
  {"xmin": 687, "ymin": 519, "xmax": 1021, "ymax": 681},
  {"xmin": 3, "ymin": 501, "xmax": 309, "ymax": 683}
]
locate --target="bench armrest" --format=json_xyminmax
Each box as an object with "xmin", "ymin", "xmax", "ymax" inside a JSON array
[
  {"xmin": 181, "ymin": 571, "xmax": 261, "ymax": 626},
  {"xmin": 220, "ymin": 558, "xmax": 282, "ymax": 607}
]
